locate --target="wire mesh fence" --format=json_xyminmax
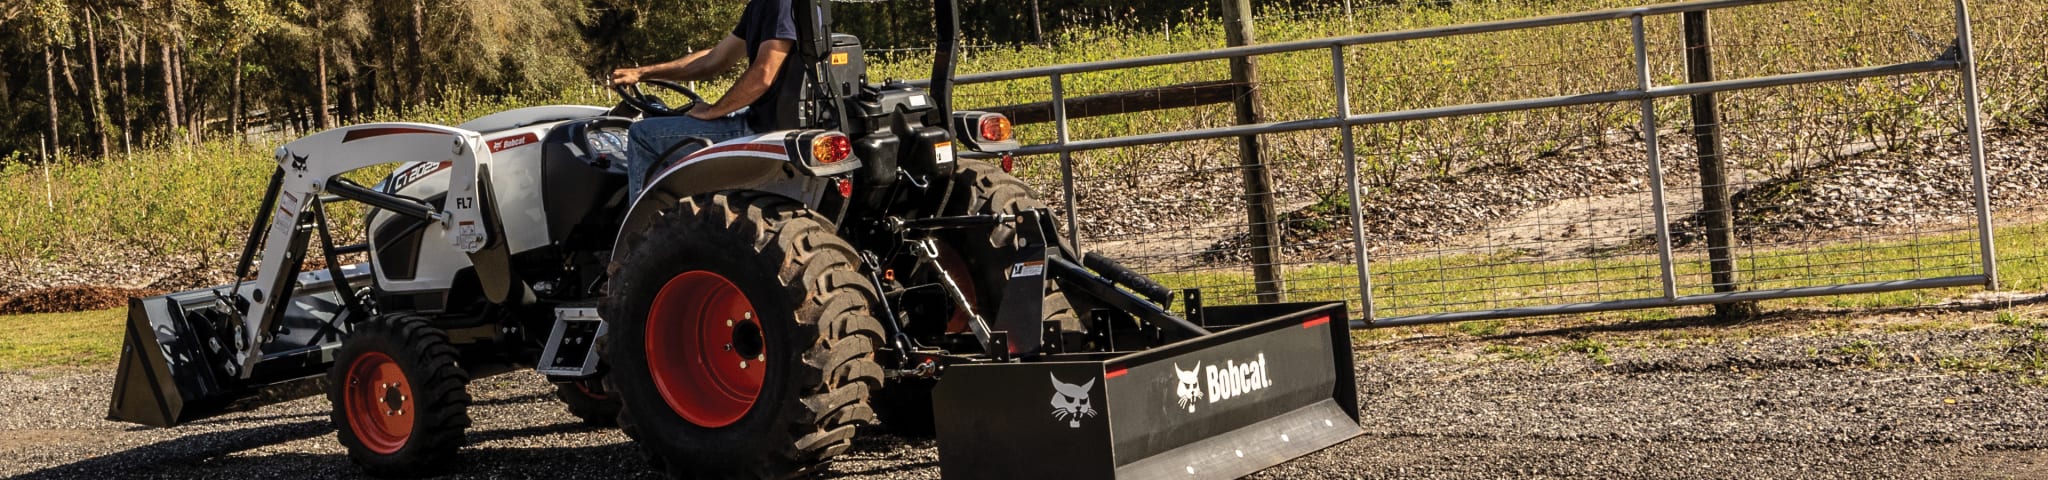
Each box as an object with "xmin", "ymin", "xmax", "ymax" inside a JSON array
[{"xmin": 912, "ymin": 0, "xmax": 2045, "ymax": 326}]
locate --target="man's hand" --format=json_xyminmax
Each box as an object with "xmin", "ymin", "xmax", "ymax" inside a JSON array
[{"xmin": 609, "ymin": 67, "xmax": 644, "ymax": 86}]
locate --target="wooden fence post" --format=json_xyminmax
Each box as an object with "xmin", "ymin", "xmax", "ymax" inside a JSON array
[
  {"xmin": 1685, "ymin": 11, "xmax": 1757, "ymax": 320},
  {"xmin": 1222, "ymin": 0, "xmax": 1286, "ymax": 303}
]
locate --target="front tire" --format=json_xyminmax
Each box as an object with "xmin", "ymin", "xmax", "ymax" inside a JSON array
[
  {"xmin": 328, "ymin": 313, "xmax": 472, "ymax": 477},
  {"xmin": 602, "ymin": 191, "xmax": 885, "ymax": 479}
]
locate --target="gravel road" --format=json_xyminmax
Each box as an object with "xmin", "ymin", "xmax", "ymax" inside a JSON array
[{"xmin": 5, "ymin": 308, "xmax": 2047, "ymax": 479}]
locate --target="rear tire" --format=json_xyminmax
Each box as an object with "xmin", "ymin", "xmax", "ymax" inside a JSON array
[
  {"xmin": 602, "ymin": 191, "xmax": 884, "ymax": 479},
  {"xmin": 328, "ymin": 313, "xmax": 472, "ymax": 477},
  {"xmin": 871, "ymin": 160, "xmax": 1088, "ymax": 437},
  {"xmin": 943, "ymin": 159, "xmax": 1087, "ymax": 334},
  {"xmin": 552, "ymin": 378, "xmax": 620, "ymax": 427}
]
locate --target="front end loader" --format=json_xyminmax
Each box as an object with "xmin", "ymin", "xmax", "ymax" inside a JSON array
[{"xmin": 106, "ymin": 0, "xmax": 1361, "ymax": 478}]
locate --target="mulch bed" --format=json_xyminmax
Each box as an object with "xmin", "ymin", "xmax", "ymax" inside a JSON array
[{"xmin": 0, "ymin": 286, "xmax": 167, "ymax": 315}]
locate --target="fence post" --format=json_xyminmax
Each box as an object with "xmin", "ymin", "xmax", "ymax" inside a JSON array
[
  {"xmin": 1954, "ymin": 0, "xmax": 1998, "ymax": 289},
  {"xmin": 1222, "ymin": 0, "xmax": 1285, "ymax": 303},
  {"xmin": 1053, "ymin": 74, "xmax": 1082, "ymax": 256},
  {"xmin": 1683, "ymin": 11, "xmax": 1756, "ymax": 320},
  {"xmin": 1635, "ymin": 16, "xmax": 1679, "ymax": 301},
  {"xmin": 1334, "ymin": 45, "xmax": 1373, "ymax": 324},
  {"xmin": 40, "ymin": 133, "xmax": 55, "ymax": 210}
]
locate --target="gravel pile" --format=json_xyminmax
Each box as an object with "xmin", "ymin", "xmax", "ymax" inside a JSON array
[{"xmin": 6, "ymin": 311, "xmax": 2045, "ymax": 478}]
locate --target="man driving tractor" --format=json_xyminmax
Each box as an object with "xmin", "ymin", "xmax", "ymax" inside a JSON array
[{"xmin": 609, "ymin": 0, "xmax": 802, "ymax": 196}]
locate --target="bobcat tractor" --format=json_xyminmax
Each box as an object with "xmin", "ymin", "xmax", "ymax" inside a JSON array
[{"xmin": 105, "ymin": 1, "xmax": 1362, "ymax": 478}]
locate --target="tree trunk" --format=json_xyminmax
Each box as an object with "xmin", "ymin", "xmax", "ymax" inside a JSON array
[
  {"xmin": 87, "ymin": 9, "xmax": 111, "ymax": 157},
  {"xmin": 59, "ymin": 44, "xmax": 80, "ymax": 98},
  {"xmin": 313, "ymin": 0, "xmax": 329, "ymax": 130},
  {"xmin": 231, "ymin": 52, "xmax": 245, "ymax": 134},
  {"xmin": 161, "ymin": 39, "xmax": 179, "ymax": 141},
  {"xmin": 408, "ymin": 0, "xmax": 425, "ymax": 105},
  {"xmin": 386, "ymin": 34, "xmax": 401, "ymax": 112},
  {"xmin": 340, "ymin": 66, "xmax": 359, "ymax": 121},
  {"xmin": 315, "ymin": 42, "xmax": 331, "ymax": 130},
  {"xmin": 44, "ymin": 44, "xmax": 61, "ymax": 161},
  {"xmin": 176, "ymin": 42, "xmax": 195, "ymax": 139},
  {"xmin": 116, "ymin": 15, "xmax": 131, "ymax": 154},
  {"xmin": 57, "ymin": 45, "xmax": 81, "ymax": 150}
]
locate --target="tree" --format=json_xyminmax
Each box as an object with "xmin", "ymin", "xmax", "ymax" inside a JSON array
[{"xmin": 28, "ymin": 0, "xmax": 74, "ymax": 161}]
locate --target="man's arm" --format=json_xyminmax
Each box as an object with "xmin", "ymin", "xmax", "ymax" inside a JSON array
[
  {"xmin": 610, "ymin": 35, "xmax": 748, "ymax": 85},
  {"xmin": 687, "ymin": 38, "xmax": 793, "ymax": 120}
]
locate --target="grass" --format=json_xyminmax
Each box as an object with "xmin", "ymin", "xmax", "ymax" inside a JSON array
[
  {"xmin": 1152, "ymin": 218, "xmax": 2048, "ymax": 322},
  {"xmin": 1454, "ymin": 320, "xmax": 1505, "ymax": 337},
  {"xmin": 0, "ymin": 309, "xmax": 125, "ymax": 370},
  {"xmin": 1562, "ymin": 337, "xmax": 1614, "ymax": 365}
]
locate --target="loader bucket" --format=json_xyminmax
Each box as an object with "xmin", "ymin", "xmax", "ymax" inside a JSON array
[
  {"xmin": 108, "ymin": 265, "xmax": 369, "ymax": 428},
  {"xmin": 932, "ymin": 302, "xmax": 1360, "ymax": 479}
]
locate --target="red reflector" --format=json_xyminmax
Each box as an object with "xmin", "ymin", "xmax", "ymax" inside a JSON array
[
  {"xmin": 1302, "ymin": 315, "xmax": 1330, "ymax": 328},
  {"xmin": 1000, "ymin": 153, "xmax": 1015, "ymax": 173},
  {"xmin": 1104, "ymin": 366, "xmax": 1128, "ymax": 379},
  {"xmin": 835, "ymin": 178, "xmax": 853, "ymax": 197}
]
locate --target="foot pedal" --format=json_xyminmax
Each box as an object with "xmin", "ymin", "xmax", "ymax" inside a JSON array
[{"xmin": 536, "ymin": 307, "xmax": 607, "ymax": 377}]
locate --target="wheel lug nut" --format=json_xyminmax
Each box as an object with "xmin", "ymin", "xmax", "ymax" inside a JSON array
[
  {"xmin": 743, "ymin": 312, "xmax": 752, "ymax": 320},
  {"xmin": 740, "ymin": 361, "xmax": 749, "ymax": 369},
  {"xmin": 723, "ymin": 343, "xmax": 733, "ymax": 351},
  {"xmin": 727, "ymin": 319, "xmax": 735, "ymax": 327}
]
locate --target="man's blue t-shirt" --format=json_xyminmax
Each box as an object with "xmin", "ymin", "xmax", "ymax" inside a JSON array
[
  {"xmin": 732, "ymin": 0, "xmax": 801, "ymax": 131},
  {"xmin": 733, "ymin": 0, "xmax": 798, "ymax": 59}
]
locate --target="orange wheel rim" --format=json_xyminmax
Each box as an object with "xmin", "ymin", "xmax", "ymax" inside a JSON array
[
  {"xmin": 646, "ymin": 270, "xmax": 765, "ymax": 428},
  {"xmin": 344, "ymin": 351, "xmax": 414, "ymax": 454}
]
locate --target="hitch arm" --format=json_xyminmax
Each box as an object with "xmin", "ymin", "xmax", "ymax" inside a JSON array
[{"xmin": 1047, "ymin": 257, "xmax": 1211, "ymax": 339}]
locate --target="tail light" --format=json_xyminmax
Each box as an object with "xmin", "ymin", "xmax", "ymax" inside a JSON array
[
  {"xmin": 812, "ymin": 133, "xmax": 852, "ymax": 164},
  {"xmin": 978, "ymin": 115, "xmax": 1013, "ymax": 142},
  {"xmin": 784, "ymin": 130, "xmax": 863, "ymax": 176},
  {"xmin": 952, "ymin": 111, "xmax": 1021, "ymax": 153}
]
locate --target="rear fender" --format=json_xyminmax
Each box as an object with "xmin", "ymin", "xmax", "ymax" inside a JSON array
[{"xmin": 611, "ymin": 132, "xmax": 850, "ymax": 255}]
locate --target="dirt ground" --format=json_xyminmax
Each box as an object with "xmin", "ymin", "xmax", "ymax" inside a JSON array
[
  {"xmin": 0, "ymin": 286, "xmax": 165, "ymax": 316},
  {"xmin": 4, "ymin": 300, "xmax": 2048, "ymax": 479}
]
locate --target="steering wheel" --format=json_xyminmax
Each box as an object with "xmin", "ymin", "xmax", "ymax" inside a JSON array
[{"xmin": 612, "ymin": 79, "xmax": 707, "ymax": 117}]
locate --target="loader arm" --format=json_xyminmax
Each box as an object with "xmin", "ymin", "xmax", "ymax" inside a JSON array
[{"xmin": 234, "ymin": 123, "xmax": 494, "ymax": 379}]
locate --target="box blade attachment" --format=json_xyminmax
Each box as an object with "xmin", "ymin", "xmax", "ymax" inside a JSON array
[{"xmin": 933, "ymin": 302, "xmax": 1360, "ymax": 479}]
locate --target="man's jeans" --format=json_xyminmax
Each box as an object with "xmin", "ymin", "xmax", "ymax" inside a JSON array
[{"xmin": 627, "ymin": 111, "xmax": 753, "ymax": 197}]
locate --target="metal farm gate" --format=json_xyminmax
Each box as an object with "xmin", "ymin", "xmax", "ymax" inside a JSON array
[{"xmin": 918, "ymin": 0, "xmax": 2007, "ymax": 328}]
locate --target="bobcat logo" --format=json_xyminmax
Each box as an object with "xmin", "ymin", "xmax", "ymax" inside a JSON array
[
  {"xmin": 1049, "ymin": 373, "xmax": 1098, "ymax": 428},
  {"xmin": 1173, "ymin": 362, "xmax": 1202, "ymax": 413},
  {"xmin": 287, "ymin": 150, "xmax": 310, "ymax": 171}
]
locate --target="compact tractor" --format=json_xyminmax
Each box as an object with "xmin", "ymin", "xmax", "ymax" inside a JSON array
[{"xmin": 107, "ymin": 1, "xmax": 1361, "ymax": 478}]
